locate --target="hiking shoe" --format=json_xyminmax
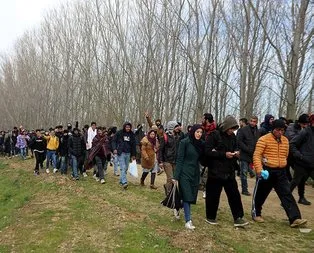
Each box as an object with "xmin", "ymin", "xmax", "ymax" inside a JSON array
[
  {"xmin": 83, "ymin": 172, "xmax": 88, "ymax": 178},
  {"xmin": 53, "ymin": 168, "xmax": 58, "ymax": 173},
  {"xmin": 185, "ymin": 220, "xmax": 195, "ymax": 230},
  {"xmin": 290, "ymin": 219, "xmax": 307, "ymax": 228},
  {"xmin": 100, "ymin": 179, "xmax": 105, "ymax": 184},
  {"xmin": 150, "ymin": 184, "xmax": 158, "ymax": 190},
  {"xmin": 234, "ymin": 218, "xmax": 249, "ymax": 227},
  {"xmin": 298, "ymin": 198, "xmax": 311, "ymax": 205},
  {"xmin": 202, "ymin": 191, "xmax": 206, "ymax": 199},
  {"xmin": 46, "ymin": 169, "xmax": 50, "ymax": 174},
  {"xmin": 122, "ymin": 183, "xmax": 128, "ymax": 189},
  {"xmin": 173, "ymin": 209, "xmax": 180, "ymax": 220},
  {"xmin": 253, "ymin": 216, "xmax": 265, "ymax": 223},
  {"xmin": 205, "ymin": 219, "xmax": 218, "ymax": 225},
  {"xmin": 242, "ymin": 191, "xmax": 251, "ymax": 196}
]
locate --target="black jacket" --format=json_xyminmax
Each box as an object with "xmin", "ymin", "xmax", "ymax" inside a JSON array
[
  {"xmin": 205, "ymin": 129, "xmax": 239, "ymax": 180},
  {"xmin": 290, "ymin": 126, "xmax": 314, "ymax": 169},
  {"xmin": 237, "ymin": 125, "xmax": 260, "ymax": 163},
  {"xmin": 58, "ymin": 134, "xmax": 69, "ymax": 156},
  {"xmin": 68, "ymin": 134, "xmax": 85, "ymax": 157},
  {"xmin": 159, "ymin": 132, "xmax": 184, "ymax": 164},
  {"xmin": 29, "ymin": 136, "xmax": 47, "ymax": 152},
  {"xmin": 112, "ymin": 127, "xmax": 136, "ymax": 156}
]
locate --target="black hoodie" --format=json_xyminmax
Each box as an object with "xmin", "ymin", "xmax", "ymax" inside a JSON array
[{"xmin": 112, "ymin": 122, "xmax": 136, "ymax": 156}]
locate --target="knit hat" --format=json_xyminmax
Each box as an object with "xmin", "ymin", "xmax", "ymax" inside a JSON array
[
  {"xmin": 298, "ymin": 114, "xmax": 310, "ymax": 124},
  {"xmin": 272, "ymin": 119, "xmax": 286, "ymax": 130},
  {"xmin": 221, "ymin": 116, "xmax": 239, "ymax": 132},
  {"xmin": 166, "ymin": 121, "xmax": 179, "ymax": 131}
]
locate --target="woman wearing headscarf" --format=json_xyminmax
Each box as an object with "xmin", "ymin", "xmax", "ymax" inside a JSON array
[{"xmin": 172, "ymin": 124, "xmax": 204, "ymax": 230}]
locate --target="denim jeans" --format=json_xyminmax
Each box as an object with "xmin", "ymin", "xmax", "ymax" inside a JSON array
[
  {"xmin": 183, "ymin": 202, "xmax": 191, "ymax": 222},
  {"xmin": 118, "ymin": 152, "xmax": 131, "ymax": 185},
  {"xmin": 240, "ymin": 160, "xmax": 254, "ymax": 193},
  {"xmin": 46, "ymin": 150, "xmax": 57, "ymax": 169},
  {"xmin": 113, "ymin": 154, "xmax": 119, "ymax": 175},
  {"xmin": 19, "ymin": 147, "xmax": 26, "ymax": 159},
  {"xmin": 60, "ymin": 156, "xmax": 68, "ymax": 174},
  {"xmin": 71, "ymin": 155, "xmax": 79, "ymax": 179}
]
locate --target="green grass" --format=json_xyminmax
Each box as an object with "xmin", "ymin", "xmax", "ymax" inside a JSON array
[{"xmin": 0, "ymin": 158, "xmax": 314, "ymax": 252}]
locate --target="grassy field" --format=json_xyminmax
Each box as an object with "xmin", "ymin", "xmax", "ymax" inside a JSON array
[{"xmin": 0, "ymin": 157, "xmax": 313, "ymax": 253}]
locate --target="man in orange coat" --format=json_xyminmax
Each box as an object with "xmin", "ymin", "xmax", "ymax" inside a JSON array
[{"xmin": 252, "ymin": 119, "xmax": 307, "ymax": 228}]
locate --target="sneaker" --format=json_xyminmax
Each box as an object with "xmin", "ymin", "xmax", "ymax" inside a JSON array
[
  {"xmin": 234, "ymin": 218, "xmax": 249, "ymax": 227},
  {"xmin": 95, "ymin": 177, "xmax": 100, "ymax": 182},
  {"xmin": 185, "ymin": 220, "xmax": 195, "ymax": 230},
  {"xmin": 34, "ymin": 170, "xmax": 39, "ymax": 176},
  {"xmin": 100, "ymin": 179, "xmax": 105, "ymax": 184},
  {"xmin": 205, "ymin": 218, "xmax": 218, "ymax": 225},
  {"xmin": 114, "ymin": 173, "xmax": 120, "ymax": 176},
  {"xmin": 298, "ymin": 198, "xmax": 311, "ymax": 205},
  {"xmin": 202, "ymin": 191, "xmax": 206, "ymax": 199},
  {"xmin": 83, "ymin": 172, "xmax": 88, "ymax": 178},
  {"xmin": 253, "ymin": 216, "xmax": 265, "ymax": 223},
  {"xmin": 93, "ymin": 174, "xmax": 97, "ymax": 180},
  {"xmin": 242, "ymin": 191, "xmax": 251, "ymax": 196},
  {"xmin": 122, "ymin": 183, "xmax": 128, "ymax": 189},
  {"xmin": 53, "ymin": 168, "xmax": 58, "ymax": 173},
  {"xmin": 46, "ymin": 169, "xmax": 50, "ymax": 174},
  {"xmin": 150, "ymin": 184, "xmax": 158, "ymax": 190},
  {"xmin": 173, "ymin": 209, "xmax": 180, "ymax": 220},
  {"xmin": 290, "ymin": 219, "xmax": 307, "ymax": 228}
]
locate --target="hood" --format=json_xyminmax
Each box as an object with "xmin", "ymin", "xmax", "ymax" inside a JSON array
[
  {"xmin": 166, "ymin": 121, "xmax": 179, "ymax": 132},
  {"xmin": 220, "ymin": 116, "xmax": 239, "ymax": 132}
]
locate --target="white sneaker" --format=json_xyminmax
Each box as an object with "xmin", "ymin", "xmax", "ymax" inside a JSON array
[
  {"xmin": 46, "ymin": 169, "xmax": 50, "ymax": 174},
  {"xmin": 203, "ymin": 191, "xmax": 206, "ymax": 199},
  {"xmin": 173, "ymin": 209, "xmax": 180, "ymax": 220},
  {"xmin": 83, "ymin": 172, "xmax": 88, "ymax": 177},
  {"xmin": 96, "ymin": 177, "xmax": 100, "ymax": 182},
  {"xmin": 53, "ymin": 168, "xmax": 58, "ymax": 173},
  {"xmin": 93, "ymin": 174, "xmax": 97, "ymax": 179},
  {"xmin": 185, "ymin": 220, "xmax": 195, "ymax": 230},
  {"xmin": 100, "ymin": 179, "xmax": 105, "ymax": 184}
]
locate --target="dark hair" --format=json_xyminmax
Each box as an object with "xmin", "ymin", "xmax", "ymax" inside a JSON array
[
  {"xmin": 240, "ymin": 118, "xmax": 248, "ymax": 124},
  {"xmin": 91, "ymin": 122, "xmax": 96, "ymax": 126},
  {"xmin": 35, "ymin": 129, "xmax": 41, "ymax": 132},
  {"xmin": 203, "ymin": 113, "xmax": 214, "ymax": 123}
]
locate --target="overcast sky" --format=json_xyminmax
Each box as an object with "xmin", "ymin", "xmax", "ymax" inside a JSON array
[{"xmin": 0, "ymin": 0, "xmax": 63, "ymax": 53}]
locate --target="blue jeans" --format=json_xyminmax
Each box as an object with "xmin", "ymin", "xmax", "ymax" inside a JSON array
[
  {"xmin": 118, "ymin": 152, "xmax": 130, "ymax": 185},
  {"xmin": 240, "ymin": 160, "xmax": 254, "ymax": 193},
  {"xmin": 46, "ymin": 150, "xmax": 57, "ymax": 169},
  {"xmin": 71, "ymin": 155, "xmax": 79, "ymax": 179},
  {"xmin": 60, "ymin": 156, "xmax": 68, "ymax": 174},
  {"xmin": 113, "ymin": 154, "xmax": 119, "ymax": 175},
  {"xmin": 183, "ymin": 202, "xmax": 191, "ymax": 222},
  {"xmin": 19, "ymin": 147, "xmax": 26, "ymax": 159}
]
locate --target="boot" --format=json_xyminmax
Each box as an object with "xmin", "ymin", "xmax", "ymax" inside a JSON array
[
  {"xmin": 140, "ymin": 172, "xmax": 149, "ymax": 186},
  {"xmin": 150, "ymin": 173, "xmax": 157, "ymax": 189}
]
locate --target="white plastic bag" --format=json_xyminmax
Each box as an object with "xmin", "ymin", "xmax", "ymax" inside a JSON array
[{"xmin": 129, "ymin": 160, "xmax": 138, "ymax": 178}]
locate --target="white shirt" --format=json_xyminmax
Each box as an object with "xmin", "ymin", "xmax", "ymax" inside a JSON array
[{"xmin": 86, "ymin": 127, "xmax": 97, "ymax": 150}]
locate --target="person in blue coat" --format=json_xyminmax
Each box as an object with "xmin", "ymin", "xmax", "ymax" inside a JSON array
[{"xmin": 172, "ymin": 124, "xmax": 204, "ymax": 230}]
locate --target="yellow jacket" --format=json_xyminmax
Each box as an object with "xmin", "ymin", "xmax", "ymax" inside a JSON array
[
  {"xmin": 45, "ymin": 136, "xmax": 59, "ymax": 151},
  {"xmin": 253, "ymin": 133, "xmax": 289, "ymax": 174}
]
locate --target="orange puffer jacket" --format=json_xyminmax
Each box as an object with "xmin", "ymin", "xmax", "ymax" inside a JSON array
[{"xmin": 253, "ymin": 133, "xmax": 289, "ymax": 174}]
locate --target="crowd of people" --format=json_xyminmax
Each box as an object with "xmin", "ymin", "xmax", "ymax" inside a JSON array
[{"xmin": 0, "ymin": 112, "xmax": 313, "ymax": 230}]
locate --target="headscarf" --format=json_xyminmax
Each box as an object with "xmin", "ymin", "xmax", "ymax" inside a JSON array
[
  {"xmin": 146, "ymin": 129, "xmax": 157, "ymax": 146},
  {"xmin": 189, "ymin": 124, "xmax": 204, "ymax": 155}
]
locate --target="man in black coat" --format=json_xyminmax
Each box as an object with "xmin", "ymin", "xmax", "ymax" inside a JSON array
[
  {"xmin": 289, "ymin": 114, "xmax": 314, "ymax": 205},
  {"xmin": 237, "ymin": 116, "xmax": 260, "ymax": 196}
]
